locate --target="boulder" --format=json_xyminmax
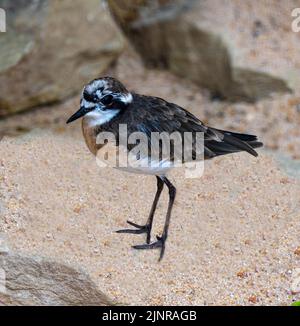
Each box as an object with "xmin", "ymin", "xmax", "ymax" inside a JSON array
[
  {"xmin": 0, "ymin": 234, "xmax": 8, "ymax": 255},
  {"xmin": 107, "ymin": 0, "xmax": 295, "ymax": 102},
  {"xmin": 0, "ymin": 0, "xmax": 124, "ymax": 116},
  {"xmin": 0, "ymin": 251, "xmax": 112, "ymax": 306}
]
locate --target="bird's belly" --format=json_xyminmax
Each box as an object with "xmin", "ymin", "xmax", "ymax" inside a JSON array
[
  {"xmin": 96, "ymin": 146, "xmax": 173, "ymax": 176},
  {"xmin": 115, "ymin": 158, "xmax": 173, "ymax": 176}
]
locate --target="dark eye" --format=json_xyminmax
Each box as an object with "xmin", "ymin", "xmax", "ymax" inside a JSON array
[{"xmin": 101, "ymin": 94, "xmax": 113, "ymax": 106}]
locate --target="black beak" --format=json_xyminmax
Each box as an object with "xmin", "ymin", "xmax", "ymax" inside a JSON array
[{"xmin": 66, "ymin": 106, "xmax": 86, "ymax": 124}]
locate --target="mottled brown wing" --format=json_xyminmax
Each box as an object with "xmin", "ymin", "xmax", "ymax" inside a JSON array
[
  {"xmin": 117, "ymin": 95, "xmax": 222, "ymax": 160},
  {"xmin": 109, "ymin": 94, "xmax": 262, "ymax": 160},
  {"xmin": 124, "ymin": 95, "xmax": 207, "ymax": 134}
]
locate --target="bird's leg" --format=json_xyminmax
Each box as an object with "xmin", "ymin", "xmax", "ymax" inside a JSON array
[
  {"xmin": 144, "ymin": 176, "xmax": 164, "ymax": 243},
  {"xmin": 133, "ymin": 176, "xmax": 176, "ymax": 261},
  {"xmin": 116, "ymin": 176, "xmax": 164, "ymax": 243}
]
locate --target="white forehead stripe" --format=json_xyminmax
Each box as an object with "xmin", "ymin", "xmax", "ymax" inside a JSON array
[
  {"xmin": 84, "ymin": 79, "xmax": 133, "ymax": 104},
  {"xmin": 81, "ymin": 98, "xmax": 95, "ymax": 109},
  {"xmin": 86, "ymin": 79, "xmax": 109, "ymax": 94}
]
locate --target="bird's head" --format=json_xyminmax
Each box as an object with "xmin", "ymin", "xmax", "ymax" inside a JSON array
[{"xmin": 66, "ymin": 77, "xmax": 132, "ymax": 125}]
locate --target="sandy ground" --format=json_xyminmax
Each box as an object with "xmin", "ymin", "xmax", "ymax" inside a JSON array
[{"xmin": 1, "ymin": 51, "xmax": 300, "ymax": 305}]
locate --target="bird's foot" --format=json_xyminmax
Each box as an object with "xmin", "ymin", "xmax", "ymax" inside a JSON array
[
  {"xmin": 132, "ymin": 235, "xmax": 166, "ymax": 261},
  {"xmin": 116, "ymin": 220, "xmax": 152, "ymax": 243}
]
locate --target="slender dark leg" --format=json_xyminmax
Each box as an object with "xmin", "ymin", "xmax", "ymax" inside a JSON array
[
  {"xmin": 133, "ymin": 176, "xmax": 176, "ymax": 261},
  {"xmin": 145, "ymin": 176, "xmax": 164, "ymax": 243},
  {"xmin": 116, "ymin": 176, "xmax": 164, "ymax": 244}
]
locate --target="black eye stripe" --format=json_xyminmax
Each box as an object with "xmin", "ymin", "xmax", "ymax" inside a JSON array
[{"xmin": 83, "ymin": 90, "xmax": 97, "ymax": 102}]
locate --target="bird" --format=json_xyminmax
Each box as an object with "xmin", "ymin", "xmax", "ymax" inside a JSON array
[{"xmin": 66, "ymin": 77, "xmax": 263, "ymax": 261}]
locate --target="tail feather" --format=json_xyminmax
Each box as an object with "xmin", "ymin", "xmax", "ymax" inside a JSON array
[
  {"xmin": 215, "ymin": 128, "xmax": 259, "ymax": 142},
  {"xmin": 205, "ymin": 128, "xmax": 263, "ymax": 158},
  {"xmin": 223, "ymin": 133, "xmax": 259, "ymax": 157}
]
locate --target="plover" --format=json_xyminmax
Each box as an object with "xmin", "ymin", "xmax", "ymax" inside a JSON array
[{"xmin": 67, "ymin": 77, "xmax": 263, "ymax": 261}]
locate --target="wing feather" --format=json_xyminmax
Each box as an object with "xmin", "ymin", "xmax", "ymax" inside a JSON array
[{"xmin": 109, "ymin": 94, "xmax": 262, "ymax": 160}]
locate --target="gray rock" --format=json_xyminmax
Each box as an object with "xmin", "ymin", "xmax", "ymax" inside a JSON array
[
  {"xmin": 0, "ymin": 0, "xmax": 124, "ymax": 116},
  {"xmin": 107, "ymin": 0, "xmax": 293, "ymax": 102},
  {"xmin": 0, "ymin": 252, "xmax": 113, "ymax": 305},
  {"xmin": 0, "ymin": 233, "xmax": 9, "ymax": 255},
  {"xmin": 291, "ymin": 268, "xmax": 300, "ymax": 295}
]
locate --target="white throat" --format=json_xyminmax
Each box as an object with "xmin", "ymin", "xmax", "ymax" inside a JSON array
[{"xmin": 84, "ymin": 108, "xmax": 120, "ymax": 128}]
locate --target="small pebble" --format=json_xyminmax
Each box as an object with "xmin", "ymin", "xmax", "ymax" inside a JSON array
[
  {"xmin": 248, "ymin": 296, "xmax": 258, "ymax": 304},
  {"xmin": 237, "ymin": 270, "xmax": 248, "ymax": 278},
  {"xmin": 294, "ymin": 247, "xmax": 300, "ymax": 256}
]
